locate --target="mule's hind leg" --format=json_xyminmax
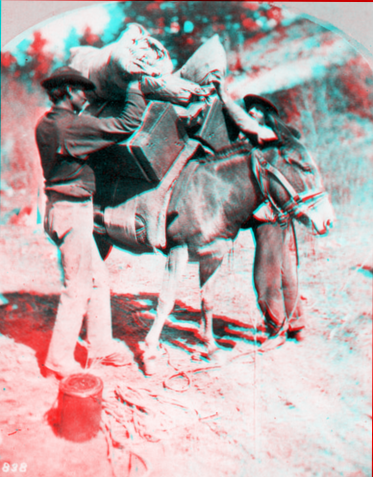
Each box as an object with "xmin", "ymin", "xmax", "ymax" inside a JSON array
[
  {"xmin": 143, "ymin": 244, "xmax": 189, "ymax": 355},
  {"xmin": 199, "ymin": 255, "xmax": 224, "ymax": 356}
]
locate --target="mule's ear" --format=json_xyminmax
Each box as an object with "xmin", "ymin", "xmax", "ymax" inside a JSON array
[{"xmin": 287, "ymin": 125, "xmax": 302, "ymax": 139}]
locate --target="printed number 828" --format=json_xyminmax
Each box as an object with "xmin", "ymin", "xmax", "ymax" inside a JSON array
[{"xmin": 2, "ymin": 463, "xmax": 27, "ymax": 472}]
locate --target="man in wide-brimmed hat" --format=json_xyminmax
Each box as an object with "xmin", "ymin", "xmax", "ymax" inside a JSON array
[
  {"xmin": 217, "ymin": 82, "xmax": 306, "ymax": 350},
  {"xmin": 36, "ymin": 66, "xmax": 147, "ymax": 378}
]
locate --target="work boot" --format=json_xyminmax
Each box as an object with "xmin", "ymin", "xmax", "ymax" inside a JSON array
[
  {"xmin": 43, "ymin": 361, "xmax": 83, "ymax": 380},
  {"xmin": 259, "ymin": 320, "xmax": 288, "ymax": 353},
  {"xmin": 85, "ymin": 340, "xmax": 133, "ymax": 369}
]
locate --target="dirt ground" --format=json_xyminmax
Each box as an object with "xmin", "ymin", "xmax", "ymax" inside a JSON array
[{"xmin": 0, "ymin": 205, "xmax": 371, "ymax": 477}]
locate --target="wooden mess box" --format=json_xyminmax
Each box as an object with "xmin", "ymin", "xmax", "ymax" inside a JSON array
[
  {"xmin": 120, "ymin": 101, "xmax": 188, "ymax": 183},
  {"xmin": 89, "ymin": 97, "xmax": 236, "ymax": 208},
  {"xmin": 194, "ymin": 96, "xmax": 232, "ymax": 152},
  {"xmin": 89, "ymin": 101, "xmax": 189, "ymax": 207},
  {"xmin": 91, "ymin": 100, "xmax": 188, "ymax": 182}
]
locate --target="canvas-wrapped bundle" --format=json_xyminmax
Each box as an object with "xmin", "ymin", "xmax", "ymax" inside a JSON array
[
  {"xmin": 174, "ymin": 34, "xmax": 227, "ymax": 85},
  {"xmin": 69, "ymin": 23, "xmax": 174, "ymax": 100},
  {"xmin": 69, "ymin": 24, "xmax": 227, "ymax": 104},
  {"xmin": 140, "ymin": 75, "xmax": 215, "ymax": 105},
  {"xmin": 141, "ymin": 34, "xmax": 227, "ymax": 104}
]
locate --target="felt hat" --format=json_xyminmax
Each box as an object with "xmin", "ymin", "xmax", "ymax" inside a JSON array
[
  {"xmin": 244, "ymin": 94, "xmax": 301, "ymax": 139},
  {"xmin": 243, "ymin": 94, "xmax": 279, "ymax": 116},
  {"xmin": 41, "ymin": 66, "xmax": 95, "ymax": 91}
]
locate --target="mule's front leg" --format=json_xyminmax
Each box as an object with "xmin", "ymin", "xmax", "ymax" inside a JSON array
[
  {"xmin": 143, "ymin": 244, "xmax": 189, "ymax": 355},
  {"xmin": 199, "ymin": 255, "xmax": 224, "ymax": 357},
  {"xmin": 200, "ymin": 282, "xmax": 220, "ymax": 356}
]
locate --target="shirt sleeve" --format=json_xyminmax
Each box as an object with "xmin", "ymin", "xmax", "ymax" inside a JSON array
[
  {"xmin": 222, "ymin": 98, "xmax": 278, "ymax": 143},
  {"xmin": 63, "ymin": 81, "xmax": 147, "ymax": 158}
]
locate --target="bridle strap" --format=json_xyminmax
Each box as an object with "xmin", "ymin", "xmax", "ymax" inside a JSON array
[
  {"xmin": 282, "ymin": 191, "xmax": 326, "ymax": 214},
  {"xmin": 252, "ymin": 148, "xmax": 300, "ymax": 202},
  {"xmin": 264, "ymin": 162, "xmax": 300, "ymax": 202},
  {"xmin": 251, "ymin": 147, "xmax": 325, "ymax": 226},
  {"xmin": 251, "ymin": 149, "xmax": 289, "ymax": 225}
]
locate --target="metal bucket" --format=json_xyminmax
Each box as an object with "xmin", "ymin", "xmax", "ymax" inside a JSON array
[{"xmin": 58, "ymin": 373, "xmax": 103, "ymax": 442}]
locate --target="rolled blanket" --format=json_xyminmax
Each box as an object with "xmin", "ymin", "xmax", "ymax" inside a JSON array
[{"xmin": 69, "ymin": 23, "xmax": 173, "ymax": 99}]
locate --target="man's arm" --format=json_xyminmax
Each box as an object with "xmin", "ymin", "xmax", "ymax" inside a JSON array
[
  {"xmin": 216, "ymin": 80, "xmax": 277, "ymax": 144},
  {"xmin": 63, "ymin": 81, "xmax": 147, "ymax": 157}
]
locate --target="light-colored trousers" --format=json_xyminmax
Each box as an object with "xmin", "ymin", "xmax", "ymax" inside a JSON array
[{"xmin": 44, "ymin": 191, "xmax": 113, "ymax": 370}]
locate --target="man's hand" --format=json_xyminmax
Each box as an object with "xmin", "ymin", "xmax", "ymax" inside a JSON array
[
  {"xmin": 214, "ymin": 78, "xmax": 229, "ymax": 104},
  {"xmin": 213, "ymin": 79, "xmax": 278, "ymax": 144},
  {"xmin": 256, "ymin": 124, "xmax": 278, "ymax": 144}
]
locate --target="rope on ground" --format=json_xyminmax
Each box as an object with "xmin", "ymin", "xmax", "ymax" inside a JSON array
[
  {"xmin": 229, "ymin": 348, "xmax": 256, "ymax": 362},
  {"xmin": 101, "ymin": 420, "xmax": 121, "ymax": 477},
  {"xmin": 162, "ymin": 340, "xmax": 255, "ymax": 394},
  {"xmin": 102, "ymin": 380, "xmax": 200, "ymax": 444},
  {"xmin": 328, "ymin": 250, "xmax": 373, "ymax": 341},
  {"xmin": 338, "ymin": 250, "xmax": 373, "ymax": 293},
  {"xmin": 162, "ymin": 344, "xmax": 193, "ymax": 392},
  {"xmin": 101, "ymin": 417, "xmax": 151, "ymax": 477},
  {"xmin": 162, "ymin": 343, "xmax": 224, "ymax": 391},
  {"xmin": 163, "ymin": 371, "xmax": 191, "ymax": 392},
  {"xmin": 128, "ymin": 452, "xmax": 152, "ymax": 477},
  {"xmin": 101, "ymin": 341, "xmax": 255, "ymax": 475},
  {"xmin": 253, "ymin": 310, "xmax": 258, "ymax": 460}
]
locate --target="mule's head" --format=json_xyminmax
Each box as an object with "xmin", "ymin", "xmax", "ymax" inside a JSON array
[{"xmin": 255, "ymin": 140, "xmax": 335, "ymax": 235}]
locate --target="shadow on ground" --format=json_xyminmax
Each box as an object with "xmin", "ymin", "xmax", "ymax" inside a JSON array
[{"xmin": 0, "ymin": 292, "xmax": 265, "ymax": 370}]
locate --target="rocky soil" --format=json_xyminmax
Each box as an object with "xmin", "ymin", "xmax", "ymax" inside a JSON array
[{"xmin": 0, "ymin": 204, "xmax": 371, "ymax": 477}]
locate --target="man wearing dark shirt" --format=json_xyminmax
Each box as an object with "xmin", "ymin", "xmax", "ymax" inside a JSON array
[
  {"xmin": 217, "ymin": 83, "xmax": 306, "ymax": 350},
  {"xmin": 36, "ymin": 66, "xmax": 146, "ymax": 378}
]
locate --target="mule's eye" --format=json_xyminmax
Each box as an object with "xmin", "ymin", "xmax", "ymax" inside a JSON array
[{"xmin": 296, "ymin": 162, "xmax": 312, "ymax": 172}]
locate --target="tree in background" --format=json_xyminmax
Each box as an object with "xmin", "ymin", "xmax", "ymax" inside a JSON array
[{"xmin": 1, "ymin": 1, "xmax": 286, "ymax": 83}]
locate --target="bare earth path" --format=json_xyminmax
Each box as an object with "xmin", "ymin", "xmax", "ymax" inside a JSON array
[{"xmin": 0, "ymin": 207, "xmax": 371, "ymax": 477}]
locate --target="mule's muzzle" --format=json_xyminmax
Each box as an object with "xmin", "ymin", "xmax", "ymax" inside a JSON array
[
  {"xmin": 295, "ymin": 193, "xmax": 335, "ymax": 235},
  {"xmin": 285, "ymin": 192, "xmax": 335, "ymax": 235}
]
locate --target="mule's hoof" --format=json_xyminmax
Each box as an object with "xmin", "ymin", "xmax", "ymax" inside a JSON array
[
  {"xmin": 139, "ymin": 342, "xmax": 168, "ymax": 376},
  {"xmin": 206, "ymin": 347, "xmax": 229, "ymax": 365},
  {"xmin": 142, "ymin": 357, "xmax": 160, "ymax": 376},
  {"xmin": 206, "ymin": 344, "xmax": 220, "ymax": 356},
  {"xmin": 142, "ymin": 356, "xmax": 170, "ymax": 377},
  {"xmin": 287, "ymin": 329, "xmax": 305, "ymax": 342},
  {"xmin": 138, "ymin": 341, "xmax": 165, "ymax": 359}
]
